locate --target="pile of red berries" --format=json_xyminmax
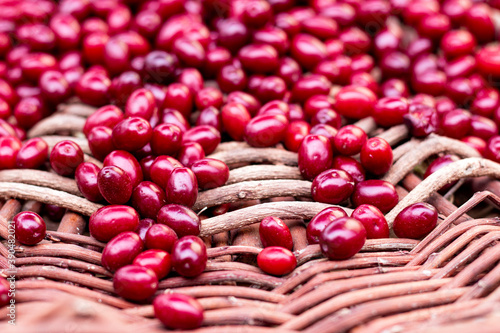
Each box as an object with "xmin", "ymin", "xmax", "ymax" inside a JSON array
[{"xmin": 1, "ymin": 0, "xmax": 500, "ymax": 329}]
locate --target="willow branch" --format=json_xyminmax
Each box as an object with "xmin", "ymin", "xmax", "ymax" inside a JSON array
[
  {"xmin": 226, "ymin": 165, "xmax": 302, "ymax": 185},
  {"xmin": 59, "ymin": 103, "xmax": 97, "ymax": 117},
  {"xmin": 208, "ymin": 148, "xmax": 298, "ymax": 169},
  {"xmin": 376, "ymin": 124, "xmax": 409, "ymax": 147},
  {"xmin": 0, "ymin": 170, "xmax": 82, "ymax": 197},
  {"xmin": 15, "ymin": 243, "xmax": 102, "ymax": 265},
  {"xmin": 0, "ymin": 182, "xmax": 103, "ymax": 216},
  {"xmin": 383, "ymin": 135, "xmax": 481, "ymax": 185},
  {"xmin": 14, "ymin": 256, "xmax": 110, "ymax": 276},
  {"xmin": 194, "ymin": 180, "xmax": 312, "ymax": 211},
  {"xmin": 392, "ymin": 138, "xmax": 420, "ymax": 162},
  {"xmin": 200, "ymin": 201, "xmax": 352, "ymax": 237},
  {"xmin": 27, "ymin": 114, "xmax": 86, "ymax": 138},
  {"xmin": 354, "ymin": 117, "xmax": 377, "ymax": 134},
  {"xmin": 385, "ymin": 158, "xmax": 500, "ymax": 228},
  {"xmin": 3, "ymin": 265, "xmax": 113, "ymax": 293},
  {"xmin": 213, "ymin": 141, "xmax": 251, "ymax": 153}
]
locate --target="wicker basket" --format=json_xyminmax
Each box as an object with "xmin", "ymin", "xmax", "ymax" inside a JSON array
[{"xmin": 1, "ymin": 104, "xmax": 500, "ymax": 333}]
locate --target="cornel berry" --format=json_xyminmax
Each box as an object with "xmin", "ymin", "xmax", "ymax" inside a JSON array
[{"xmin": 6, "ymin": 0, "xmax": 500, "ymax": 322}]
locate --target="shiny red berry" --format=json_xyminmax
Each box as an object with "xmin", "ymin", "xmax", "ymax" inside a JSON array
[
  {"xmin": 14, "ymin": 211, "xmax": 46, "ymax": 245},
  {"xmin": 257, "ymin": 246, "xmax": 297, "ymax": 276},
  {"xmin": 319, "ymin": 217, "xmax": 366, "ymax": 260},
  {"xmin": 393, "ymin": 202, "xmax": 438, "ymax": 239}
]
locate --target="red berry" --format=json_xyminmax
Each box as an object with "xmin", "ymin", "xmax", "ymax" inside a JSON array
[
  {"xmin": 101, "ymin": 231, "xmax": 144, "ymax": 272},
  {"xmin": 113, "ymin": 265, "xmax": 158, "ymax": 301},
  {"xmin": 98, "ymin": 165, "xmax": 133, "ymax": 205},
  {"xmin": 14, "ymin": 211, "xmax": 46, "ymax": 245},
  {"xmin": 439, "ymin": 109, "xmax": 471, "ymax": 139},
  {"xmin": 403, "ymin": 106, "xmax": 438, "ymax": 138},
  {"xmin": 372, "ymin": 97, "xmax": 409, "ymax": 127},
  {"xmin": 319, "ymin": 217, "xmax": 366, "ymax": 260},
  {"xmin": 154, "ymin": 294, "xmax": 203, "ymax": 330},
  {"xmin": 351, "ymin": 204, "xmax": 389, "ymax": 239},
  {"xmin": 244, "ymin": 114, "xmax": 289, "ymax": 148},
  {"xmin": 88, "ymin": 126, "xmax": 115, "ymax": 161},
  {"xmin": 360, "ymin": 137, "xmax": 393, "ymax": 176},
  {"xmin": 352, "ymin": 180, "xmax": 399, "ymax": 213},
  {"xmin": 393, "ymin": 202, "xmax": 438, "ymax": 239},
  {"xmin": 112, "ymin": 117, "xmax": 152, "ymax": 152},
  {"xmin": 259, "ymin": 216, "xmax": 293, "ymax": 250},
  {"xmin": 145, "ymin": 224, "xmax": 178, "ymax": 253},
  {"xmin": 16, "ymin": 138, "xmax": 48, "ymax": 169},
  {"xmin": 290, "ymin": 34, "xmax": 327, "ymax": 70},
  {"xmin": 163, "ymin": 83, "xmax": 193, "ymax": 119},
  {"xmin": 182, "ymin": 125, "xmax": 221, "ymax": 155},
  {"xmin": 257, "ymin": 246, "xmax": 297, "ymax": 276},
  {"xmin": 195, "ymin": 87, "xmax": 224, "ymax": 111},
  {"xmin": 171, "ymin": 236, "xmax": 207, "ymax": 278},
  {"xmin": 89, "ymin": 205, "xmax": 139, "ymax": 242},
  {"xmin": 131, "ymin": 181, "xmax": 167, "ymax": 220},
  {"xmin": 103, "ymin": 150, "xmax": 143, "ymax": 188},
  {"xmin": 150, "ymin": 123, "xmax": 183, "ymax": 156},
  {"xmin": 221, "ymin": 102, "xmax": 251, "ymax": 141},
  {"xmin": 125, "ymin": 88, "xmax": 156, "ymax": 120},
  {"xmin": 332, "ymin": 156, "xmax": 366, "ymax": 184},
  {"xmin": 334, "ymin": 125, "xmax": 367, "ymax": 156},
  {"xmin": 298, "ymin": 134, "xmax": 333, "ymax": 181},
  {"xmin": 133, "ymin": 249, "xmax": 171, "ymax": 280},
  {"xmin": 334, "ymin": 86, "xmax": 376, "ymax": 120},
  {"xmin": 150, "ymin": 155, "xmax": 182, "ymax": 189},
  {"xmin": 190, "ymin": 158, "xmax": 230, "ymax": 190},
  {"xmin": 177, "ymin": 142, "xmax": 205, "ymax": 168},
  {"xmin": 157, "ymin": 204, "xmax": 200, "ymax": 237},
  {"xmin": 84, "ymin": 105, "xmax": 123, "ymax": 137},
  {"xmin": 312, "ymin": 169, "xmax": 355, "ymax": 205},
  {"xmin": 306, "ymin": 206, "xmax": 348, "ymax": 244},
  {"xmin": 50, "ymin": 140, "xmax": 84, "ymax": 177},
  {"xmin": 75, "ymin": 162, "xmax": 104, "ymax": 203},
  {"xmin": 0, "ymin": 136, "xmax": 21, "ymax": 170},
  {"xmin": 284, "ymin": 120, "xmax": 311, "ymax": 152}
]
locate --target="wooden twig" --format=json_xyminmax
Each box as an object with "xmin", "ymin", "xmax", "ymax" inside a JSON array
[
  {"xmin": 27, "ymin": 114, "xmax": 86, "ymax": 138},
  {"xmin": 375, "ymin": 124, "xmax": 409, "ymax": 146},
  {"xmin": 200, "ymin": 202, "xmax": 353, "ymax": 237},
  {"xmin": 59, "ymin": 103, "xmax": 98, "ymax": 117},
  {"xmin": 208, "ymin": 148, "xmax": 298, "ymax": 169},
  {"xmin": 0, "ymin": 170, "xmax": 82, "ymax": 197},
  {"xmin": 383, "ymin": 135, "xmax": 481, "ymax": 185},
  {"xmin": 194, "ymin": 180, "xmax": 312, "ymax": 211},
  {"xmin": 226, "ymin": 165, "xmax": 302, "ymax": 185},
  {"xmin": 385, "ymin": 158, "xmax": 500, "ymax": 228},
  {"xmin": 0, "ymin": 182, "xmax": 102, "ymax": 216}
]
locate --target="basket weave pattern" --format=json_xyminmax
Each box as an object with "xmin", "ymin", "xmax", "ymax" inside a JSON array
[{"xmin": 0, "ymin": 107, "xmax": 500, "ymax": 332}]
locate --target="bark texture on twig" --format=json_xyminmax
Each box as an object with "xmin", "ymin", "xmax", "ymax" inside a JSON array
[
  {"xmin": 59, "ymin": 103, "xmax": 97, "ymax": 117},
  {"xmin": 194, "ymin": 180, "xmax": 312, "ymax": 211},
  {"xmin": 208, "ymin": 148, "xmax": 298, "ymax": 169},
  {"xmin": 0, "ymin": 170, "xmax": 82, "ymax": 197},
  {"xmin": 27, "ymin": 114, "xmax": 86, "ymax": 138},
  {"xmin": 376, "ymin": 124, "xmax": 409, "ymax": 146},
  {"xmin": 226, "ymin": 165, "xmax": 302, "ymax": 185},
  {"xmin": 383, "ymin": 134, "xmax": 480, "ymax": 185},
  {"xmin": 200, "ymin": 201, "xmax": 353, "ymax": 237},
  {"xmin": 0, "ymin": 182, "xmax": 102, "ymax": 216},
  {"xmin": 385, "ymin": 158, "xmax": 500, "ymax": 227}
]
